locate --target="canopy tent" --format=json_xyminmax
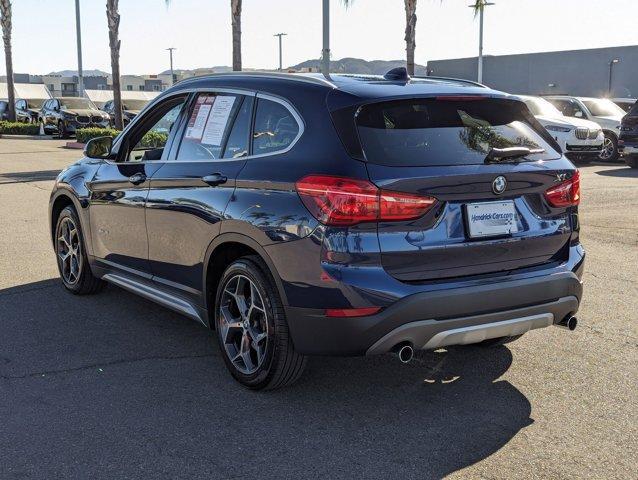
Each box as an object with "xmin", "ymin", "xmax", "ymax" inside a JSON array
[
  {"xmin": 0, "ymin": 82, "xmax": 51, "ymax": 101},
  {"xmin": 85, "ymin": 89, "xmax": 160, "ymax": 108}
]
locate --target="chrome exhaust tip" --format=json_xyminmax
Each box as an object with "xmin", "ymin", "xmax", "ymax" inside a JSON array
[
  {"xmin": 393, "ymin": 343, "xmax": 414, "ymax": 363},
  {"xmin": 556, "ymin": 315, "xmax": 578, "ymax": 331}
]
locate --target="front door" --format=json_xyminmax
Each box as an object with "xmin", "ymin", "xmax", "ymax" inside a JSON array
[
  {"xmin": 88, "ymin": 94, "xmax": 189, "ymax": 276},
  {"xmin": 145, "ymin": 92, "xmax": 254, "ymax": 299}
]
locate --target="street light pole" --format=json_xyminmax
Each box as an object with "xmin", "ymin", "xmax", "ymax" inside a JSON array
[
  {"xmin": 166, "ymin": 47, "xmax": 176, "ymax": 86},
  {"xmin": 273, "ymin": 33, "xmax": 287, "ymax": 71},
  {"xmin": 74, "ymin": 0, "xmax": 84, "ymax": 97},
  {"xmin": 322, "ymin": 0, "xmax": 330, "ymax": 76},
  {"xmin": 470, "ymin": 1, "xmax": 494, "ymax": 84},
  {"xmin": 608, "ymin": 58, "xmax": 620, "ymax": 96}
]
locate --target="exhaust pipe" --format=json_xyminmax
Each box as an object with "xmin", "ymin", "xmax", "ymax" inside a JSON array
[
  {"xmin": 393, "ymin": 342, "xmax": 414, "ymax": 363},
  {"xmin": 556, "ymin": 315, "xmax": 578, "ymax": 331}
]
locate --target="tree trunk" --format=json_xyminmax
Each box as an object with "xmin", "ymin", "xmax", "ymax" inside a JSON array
[
  {"xmin": 404, "ymin": 0, "xmax": 417, "ymax": 76},
  {"xmin": 1, "ymin": 0, "xmax": 16, "ymax": 122},
  {"xmin": 106, "ymin": 0, "xmax": 123, "ymax": 130},
  {"xmin": 231, "ymin": 0, "xmax": 242, "ymax": 71}
]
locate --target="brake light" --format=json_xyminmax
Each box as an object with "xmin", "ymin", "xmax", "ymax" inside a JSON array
[
  {"xmin": 544, "ymin": 170, "xmax": 580, "ymax": 207},
  {"xmin": 296, "ymin": 175, "xmax": 437, "ymax": 226}
]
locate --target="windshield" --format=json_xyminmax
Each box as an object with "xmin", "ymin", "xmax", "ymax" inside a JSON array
[
  {"xmin": 582, "ymin": 99, "xmax": 625, "ymax": 117},
  {"xmin": 59, "ymin": 98, "xmax": 96, "ymax": 110},
  {"xmin": 122, "ymin": 100, "xmax": 149, "ymax": 111},
  {"xmin": 523, "ymin": 97, "xmax": 563, "ymax": 117},
  {"xmin": 26, "ymin": 99, "xmax": 45, "ymax": 109},
  {"xmin": 356, "ymin": 98, "xmax": 560, "ymax": 166}
]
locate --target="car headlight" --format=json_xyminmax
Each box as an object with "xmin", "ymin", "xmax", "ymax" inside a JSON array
[{"xmin": 545, "ymin": 125, "xmax": 571, "ymax": 133}]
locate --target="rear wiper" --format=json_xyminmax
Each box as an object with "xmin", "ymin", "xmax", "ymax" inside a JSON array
[{"xmin": 485, "ymin": 147, "xmax": 545, "ymax": 163}]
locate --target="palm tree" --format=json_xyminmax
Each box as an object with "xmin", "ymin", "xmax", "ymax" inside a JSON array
[
  {"xmin": 0, "ymin": 0, "xmax": 16, "ymax": 122},
  {"xmin": 231, "ymin": 0, "xmax": 242, "ymax": 71},
  {"xmin": 106, "ymin": 0, "xmax": 124, "ymax": 130}
]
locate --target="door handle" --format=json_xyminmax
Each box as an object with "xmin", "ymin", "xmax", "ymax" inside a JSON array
[
  {"xmin": 202, "ymin": 173, "xmax": 227, "ymax": 186},
  {"xmin": 129, "ymin": 173, "xmax": 147, "ymax": 185}
]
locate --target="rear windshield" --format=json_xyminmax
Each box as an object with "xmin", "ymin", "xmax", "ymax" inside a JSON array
[
  {"xmin": 356, "ymin": 98, "xmax": 560, "ymax": 166},
  {"xmin": 628, "ymin": 101, "xmax": 638, "ymax": 116}
]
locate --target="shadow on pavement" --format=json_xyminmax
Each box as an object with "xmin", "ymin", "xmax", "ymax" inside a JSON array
[
  {"xmin": 0, "ymin": 169, "xmax": 61, "ymax": 184},
  {"xmin": 0, "ymin": 279, "xmax": 532, "ymax": 479},
  {"xmin": 594, "ymin": 166, "xmax": 637, "ymax": 177}
]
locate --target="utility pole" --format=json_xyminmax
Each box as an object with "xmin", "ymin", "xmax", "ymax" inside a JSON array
[
  {"xmin": 166, "ymin": 47, "xmax": 176, "ymax": 85},
  {"xmin": 273, "ymin": 33, "xmax": 287, "ymax": 71},
  {"xmin": 470, "ymin": 1, "xmax": 494, "ymax": 84},
  {"xmin": 322, "ymin": 0, "xmax": 330, "ymax": 76},
  {"xmin": 608, "ymin": 58, "xmax": 620, "ymax": 96},
  {"xmin": 74, "ymin": 0, "xmax": 84, "ymax": 97}
]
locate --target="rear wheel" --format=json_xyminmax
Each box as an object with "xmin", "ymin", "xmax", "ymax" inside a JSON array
[
  {"xmin": 55, "ymin": 206, "xmax": 105, "ymax": 295},
  {"xmin": 214, "ymin": 256, "xmax": 306, "ymax": 390}
]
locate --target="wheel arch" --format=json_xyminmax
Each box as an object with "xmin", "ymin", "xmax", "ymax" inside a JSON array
[
  {"xmin": 49, "ymin": 190, "xmax": 88, "ymax": 249},
  {"xmin": 203, "ymin": 233, "xmax": 288, "ymax": 327}
]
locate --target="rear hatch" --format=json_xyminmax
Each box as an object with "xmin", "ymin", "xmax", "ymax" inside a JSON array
[
  {"xmin": 620, "ymin": 102, "xmax": 638, "ymax": 141},
  {"xmin": 353, "ymin": 96, "xmax": 577, "ymax": 282}
]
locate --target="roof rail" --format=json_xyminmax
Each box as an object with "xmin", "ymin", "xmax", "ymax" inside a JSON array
[
  {"xmin": 412, "ymin": 75, "xmax": 488, "ymax": 88},
  {"xmin": 177, "ymin": 71, "xmax": 336, "ymax": 88}
]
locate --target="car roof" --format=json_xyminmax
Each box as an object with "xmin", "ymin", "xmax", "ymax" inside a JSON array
[{"xmin": 169, "ymin": 71, "xmax": 508, "ymax": 101}]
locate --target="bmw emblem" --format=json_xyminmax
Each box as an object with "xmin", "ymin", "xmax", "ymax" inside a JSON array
[{"xmin": 492, "ymin": 176, "xmax": 507, "ymax": 195}]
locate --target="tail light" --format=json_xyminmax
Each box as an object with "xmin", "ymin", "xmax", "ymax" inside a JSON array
[
  {"xmin": 544, "ymin": 170, "xmax": 580, "ymax": 207},
  {"xmin": 325, "ymin": 306, "xmax": 382, "ymax": 318},
  {"xmin": 296, "ymin": 175, "xmax": 437, "ymax": 226}
]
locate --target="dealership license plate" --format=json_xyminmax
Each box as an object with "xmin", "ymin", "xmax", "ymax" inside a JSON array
[{"xmin": 466, "ymin": 201, "xmax": 519, "ymax": 238}]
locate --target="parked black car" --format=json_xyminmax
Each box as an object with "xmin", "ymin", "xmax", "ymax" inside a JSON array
[
  {"xmin": 619, "ymin": 100, "xmax": 638, "ymax": 168},
  {"xmin": 49, "ymin": 71, "xmax": 584, "ymax": 389},
  {"xmin": 40, "ymin": 97, "xmax": 110, "ymax": 138},
  {"xmin": 0, "ymin": 100, "xmax": 8, "ymax": 121},
  {"xmin": 101, "ymin": 99, "xmax": 150, "ymax": 127},
  {"xmin": 15, "ymin": 98, "xmax": 46, "ymax": 124}
]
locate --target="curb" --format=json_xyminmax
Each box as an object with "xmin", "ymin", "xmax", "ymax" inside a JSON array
[
  {"xmin": 64, "ymin": 142, "xmax": 86, "ymax": 150},
  {"xmin": 0, "ymin": 134, "xmax": 55, "ymax": 140}
]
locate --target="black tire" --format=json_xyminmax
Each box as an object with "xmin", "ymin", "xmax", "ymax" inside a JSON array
[
  {"xmin": 625, "ymin": 156, "xmax": 638, "ymax": 169},
  {"xmin": 58, "ymin": 121, "xmax": 69, "ymax": 139},
  {"xmin": 599, "ymin": 132, "xmax": 620, "ymax": 162},
  {"xmin": 214, "ymin": 255, "xmax": 306, "ymax": 390},
  {"xmin": 476, "ymin": 334, "xmax": 524, "ymax": 348},
  {"xmin": 54, "ymin": 206, "xmax": 105, "ymax": 295}
]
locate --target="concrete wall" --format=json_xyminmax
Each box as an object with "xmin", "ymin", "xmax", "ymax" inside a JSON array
[{"xmin": 427, "ymin": 45, "xmax": 638, "ymax": 97}]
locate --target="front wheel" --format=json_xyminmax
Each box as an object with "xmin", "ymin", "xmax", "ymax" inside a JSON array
[
  {"xmin": 214, "ymin": 256, "xmax": 306, "ymax": 390},
  {"xmin": 55, "ymin": 206, "xmax": 105, "ymax": 295},
  {"xmin": 599, "ymin": 133, "xmax": 619, "ymax": 162}
]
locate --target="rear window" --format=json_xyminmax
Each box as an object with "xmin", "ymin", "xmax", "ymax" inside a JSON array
[
  {"xmin": 628, "ymin": 101, "xmax": 638, "ymax": 116},
  {"xmin": 355, "ymin": 98, "xmax": 560, "ymax": 166}
]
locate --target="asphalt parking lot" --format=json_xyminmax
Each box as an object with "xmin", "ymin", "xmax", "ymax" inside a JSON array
[{"xmin": 0, "ymin": 138, "xmax": 636, "ymax": 479}]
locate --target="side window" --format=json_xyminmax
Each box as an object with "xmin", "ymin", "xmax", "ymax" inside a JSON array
[
  {"xmin": 252, "ymin": 98, "xmax": 300, "ymax": 155},
  {"xmin": 127, "ymin": 96, "xmax": 186, "ymax": 162},
  {"xmin": 223, "ymin": 96, "xmax": 254, "ymax": 158},
  {"xmin": 176, "ymin": 93, "xmax": 241, "ymax": 161}
]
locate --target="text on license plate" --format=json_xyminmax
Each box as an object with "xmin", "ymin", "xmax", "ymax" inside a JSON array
[{"xmin": 466, "ymin": 201, "xmax": 519, "ymax": 238}]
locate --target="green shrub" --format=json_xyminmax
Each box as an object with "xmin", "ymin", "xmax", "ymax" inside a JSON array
[
  {"xmin": 140, "ymin": 130, "xmax": 168, "ymax": 148},
  {"xmin": 0, "ymin": 121, "xmax": 40, "ymax": 135},
  {"xmin": 76, "ymin": 127, "xmax": 121, "ymax": 144}
]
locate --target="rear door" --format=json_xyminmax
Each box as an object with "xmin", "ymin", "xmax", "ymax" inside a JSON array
[
  {"xmin": 354, "ymin": 96, "xmax": 576, "ymax": 281},
  {"xmin": 145, "ymin": 91, "xmax": 254, "ymax": 298}
]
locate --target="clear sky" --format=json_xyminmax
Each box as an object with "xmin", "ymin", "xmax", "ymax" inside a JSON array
[{"xmin": 3, "ymin": 0, "xmax": 637, "ymax": 75}]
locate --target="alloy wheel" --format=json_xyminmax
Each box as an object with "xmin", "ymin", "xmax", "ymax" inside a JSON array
[
  {"xmin": 599, "ymin": 136, "xmax": 615, "ymax": 160},
  {"xmin": 218, "ymin": 274, "xmax": 270, "ymax": 375},
  {"xmin": 57, "ymin": 217, "xmax": 82, "ymax": 285}
]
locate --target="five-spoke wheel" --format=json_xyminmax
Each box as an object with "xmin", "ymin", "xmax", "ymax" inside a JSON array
[{"xmin": 56, "ymin": 216, "xmax": 82, "ymax": 285}]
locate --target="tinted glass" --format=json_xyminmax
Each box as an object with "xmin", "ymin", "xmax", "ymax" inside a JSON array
[
  {"xmin": 252, "ymin": 98, "xmax": 299, "ymax": 155},
  {"xmin": 59, "ymin": 98, "xmax": 96, "ymax": 110},
  {"xmin": 356, "ymin": 98, "xmax": 560, "ymax": 166},
  {"xmin": 547, "ymin": 99, "xmax": 584, "ymax": 118},
  {"xmin": 629, "ymin": 101, "xmax": 638, "ymax": 116},
  {"xmin": 177, "ymin": 93, "xmax": 241, "ymax": 161},
  {"xmin": 122, "ymin": 100, "xmax": 148, "ymax": 111},
  {"xmin": 223, "ymin": 96, "xmax": 253, "ymax": 158},
  {"xmin": 128, "ymin": 98, "xmax": 186, "ymax": 162}
]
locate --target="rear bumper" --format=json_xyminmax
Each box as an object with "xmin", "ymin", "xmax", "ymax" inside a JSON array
[{"xmin": 286, "ymin": 266, "xmax": 583, "ymax": 356}]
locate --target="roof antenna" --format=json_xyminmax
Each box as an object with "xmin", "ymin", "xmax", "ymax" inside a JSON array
[{"xmin": 384, "ymin": 67, "xmax": 410, "ymax": 82}]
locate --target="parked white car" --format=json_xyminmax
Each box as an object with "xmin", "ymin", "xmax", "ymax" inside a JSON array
[
  {"xmin": 518, "ymin": 95, "xmax": 603, "ymax": 163},
  {"xmin": 544, "ymin": 96, "xmax": 625, "ymax": 161}
]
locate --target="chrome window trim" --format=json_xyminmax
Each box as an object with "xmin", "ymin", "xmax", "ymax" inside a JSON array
[{"xmin": 105, "ymin": 88, "xmax": 305, "ymax": 165}]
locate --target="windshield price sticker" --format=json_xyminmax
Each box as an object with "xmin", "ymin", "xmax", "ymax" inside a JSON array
[{"xmin": 185, "ymin": 95, "xmax": 215, "ymax": 140}]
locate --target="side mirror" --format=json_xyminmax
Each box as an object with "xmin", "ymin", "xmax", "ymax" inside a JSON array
[
  {"xmin": 84, "ymin": 136, "xmax": 113, "ymax": 159},
  {"xmin": 574, "ymin": 111, "xmax": 583, "ymax": 118}
]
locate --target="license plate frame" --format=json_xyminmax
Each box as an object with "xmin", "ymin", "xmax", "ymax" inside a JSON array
[{"xmin": 466, "ymin": 200, "xmax": 519, "ymax": 238}]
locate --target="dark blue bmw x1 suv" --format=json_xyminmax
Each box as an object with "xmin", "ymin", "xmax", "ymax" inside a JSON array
[{"xmin": 49, "ymin": 70, "xmax": 584, "ymax": 389}]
